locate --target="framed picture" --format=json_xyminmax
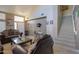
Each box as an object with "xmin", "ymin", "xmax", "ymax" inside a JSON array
[{"xmin": 50, "ymin": 20, "xmax": 53, "ymax": 24}]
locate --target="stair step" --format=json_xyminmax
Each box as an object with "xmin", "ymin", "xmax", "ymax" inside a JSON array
[
  {"xmin": 54, "ymin": 43, "xmax": 79, "ymax": 54},
  {"xmin": 54, "ymin": 16, "xmax": 79, "ymax": 54},
  {"xmin": 55, "ymin": 37, "xmax": 75, "ymax": 43},
  {"xmin": 55, "ymin": 40, "xmax": 75, "ymax": 49},
  {"xmin": 56, "ymin": 37, "xmax": 75, "ymax": 42},
  {"xmin": 55, "ymin": 15, "xmax": 78, "ymax": 53},
  {"xmin": 59, "ymin": 33, "xmax": 74, "ymax": 35},
  {"xmin": 58, "ymin": 35, "xmax": 74, "ymax": 39}
]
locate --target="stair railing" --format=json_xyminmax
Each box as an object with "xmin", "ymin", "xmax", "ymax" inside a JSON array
[{"xmin": 72, "ymin": 5, "xmax": 78, "ymax": 48}]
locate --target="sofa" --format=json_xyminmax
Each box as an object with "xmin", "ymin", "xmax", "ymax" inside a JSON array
[
  {"xmin": 12, "ymin": 34, "xmax": 54, "ymax": 54},
  {"xmin": 12, "ymin": 45, "xmax": 28, "ymax": 54},
  {"xmin": 0, "ymin": 29, "xmax": 20, "ymax": 44},
  {"xmin": 31, "ymin": 34, "xmax": 54, "ymax": 54},
  {"xmin": 0, "ymin": 40, "xmax": 3, "ymax": 54}
]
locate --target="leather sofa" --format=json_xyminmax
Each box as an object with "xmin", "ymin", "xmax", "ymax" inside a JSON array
[
  {"xmin": 0, "ymin": 29, "xmax": 20, "ymax": 44},
  {"xmin": 31, "ymin": 34, "xmax": 54, "ymax": 54},
  {"xmin": 0, "ymin": 40, "xmax": 3, "ymax": 54},
  {"xmin": 0, "ymin": 44, "xmax": 3, "ymax": 54},
  {"xmin": 12, "ymin": 45, "xmax": 28, "ymax": 54},
  {"xmin": 12, "ymin": 34, "xmax": 54, "ymax": 54}
]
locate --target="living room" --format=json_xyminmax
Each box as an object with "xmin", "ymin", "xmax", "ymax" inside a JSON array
[{"xmin": 0, "ymin": 5, "xmax": 57, "ymax": 54}]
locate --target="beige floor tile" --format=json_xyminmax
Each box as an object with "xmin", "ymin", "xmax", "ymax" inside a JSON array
[{"xmin": 3, "ymin": 43, "xmax": 12, "ymax": 54}]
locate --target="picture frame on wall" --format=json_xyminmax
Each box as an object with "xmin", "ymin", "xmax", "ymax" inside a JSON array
[{"xmin": 50, "ymin": 20, "xmax": 53, "ymax": 24}]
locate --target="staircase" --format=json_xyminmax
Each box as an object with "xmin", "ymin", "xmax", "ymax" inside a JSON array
[{"xmin": 54, "ymin": 16, "xmax": 79, "ymax": 54}]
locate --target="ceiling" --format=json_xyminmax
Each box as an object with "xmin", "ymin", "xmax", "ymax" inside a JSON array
[{"xmin": 0, "ymin": 5, "xmax": 39, "ymax": 17}]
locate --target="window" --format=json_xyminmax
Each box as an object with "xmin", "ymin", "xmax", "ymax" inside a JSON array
[
  {"xmin": 14, "ymin": 16, "xmax": 24, "ymax": 22},
  {"xmin": 14, "ymin": 16, "xmax": 24, "ymax": 30},
  {"xmin": 0, "ymin": 21, "xmax": 6, "ymax": 32},
  {"xmin": 14, "ymin": 22, "xmax": 17, "ymax": 30},
  {"xmin": 14, "ymin": 16, "xmax": 25, "ymax": 35},
  {"xmin": 0, "ymin": 13, "xmax": 6, "ymax": 20},
  {"xmin": 0, "ymin": 13, "xmax": 6, "ymax": 32}
]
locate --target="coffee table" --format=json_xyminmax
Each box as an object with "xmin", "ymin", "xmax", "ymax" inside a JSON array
[{"xmin": 12, "ymin": 36, "xmax": 32, "ymax": 45}]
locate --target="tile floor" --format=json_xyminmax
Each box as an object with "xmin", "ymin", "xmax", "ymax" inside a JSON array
[{"xmin": 3, "ymin": 43, "xmax": 12, "ymax": 54}]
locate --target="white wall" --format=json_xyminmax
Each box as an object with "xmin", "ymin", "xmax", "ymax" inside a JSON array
[
  {"xmin": 30, "ymin": 5, "xmax": 48, "ymax": 19},
  {"xmin": 30, "ymin": 5, "xmax": 58, "ymax": 39},
  {"xmin": 63, "ymin": 6, "xmax": 73, "ymax": 16},
  {"xmin": 27, "ymin": 18, "xmax": 47, "ymax": 35}
]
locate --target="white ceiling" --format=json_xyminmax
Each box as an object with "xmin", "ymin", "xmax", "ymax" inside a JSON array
[{"xmin": 0, "ymin": 5, "xmax": 38, "ymax": 17}]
